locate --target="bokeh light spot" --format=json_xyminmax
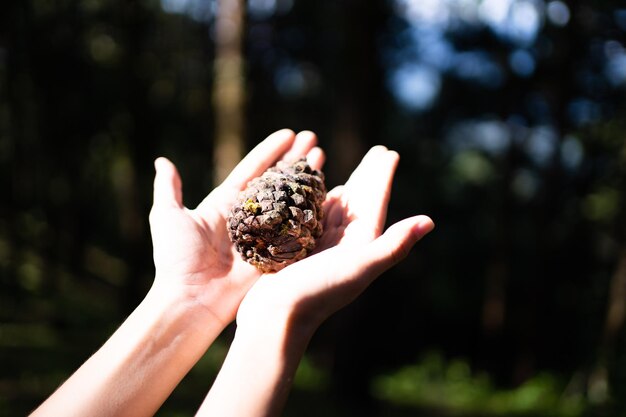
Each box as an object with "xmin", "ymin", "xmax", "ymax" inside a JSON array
[
  {"xmin": 546, "ymin": 1, "xmax": 571, "ymax": 27},
  {"xmin": 388, "ymin": 64, "xmax": 441, "ymax": 111},
  {"xmin": 509, "ymin": 49, "xmax": 536, "ymax": 77}
]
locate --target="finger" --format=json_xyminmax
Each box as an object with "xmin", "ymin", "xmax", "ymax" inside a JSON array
[
  {"xmin": 153, "ymin": 157, "xmax": 183, "ymax": 208},
  {"xmin": 306, "ymin": 146, "xmax": 325, "ymax": 171},
  {"xmin": 282, "ymin": 130, "xmax": 318, "ymax": 163},
  {"xmin": 291, "ymin": 215, "xmax": 434, "ymax": 312},
  {"xmin": 344, "ymin": 146, "xmax": 389, "ymax": 190},
  {"xmin": 361, "ymin": 215, "xmax": 435, "ymax": 279},
  {"xmin": 322, "ymin": 185, "xmax": 346, "ymax": 226},
  {"xmin": 221, "ymin": 129, "xmax": 296, "ymax": 191},
  {"xmin": 344, "ymin": 147, "xmax": 399, "ymax": 236}
]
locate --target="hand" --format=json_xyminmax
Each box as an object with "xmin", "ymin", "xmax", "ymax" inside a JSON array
[
  {"xmin": 236, "ymin": 145, "xmax": 435, "ymax": 334},
  {"xmin": 196, "ymin": 145, "xmax": 434, "ymax": 417},
  {"xmin": 149, "ymin": 129, "xmax": 325, "ymax": 327},
  {"xmin": 31, "ymin": 130, "xmax": 327, "ymax": 417}
]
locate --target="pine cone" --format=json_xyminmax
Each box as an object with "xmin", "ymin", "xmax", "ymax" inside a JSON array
[{"xmin": 227, "ymin": 158, "xmax": 326, "ymax": 273}]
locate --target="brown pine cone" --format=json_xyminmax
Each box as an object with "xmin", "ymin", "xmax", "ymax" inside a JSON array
[{"xmin": 227, "ymin": 158, "xmax": 327, "ymax": 273}]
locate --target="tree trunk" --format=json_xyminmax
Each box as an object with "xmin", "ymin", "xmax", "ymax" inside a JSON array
[{"xmin": 212, "ymin": 0, "xmax": 246, "ymax": 184}]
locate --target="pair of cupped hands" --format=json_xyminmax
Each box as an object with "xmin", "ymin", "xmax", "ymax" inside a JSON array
[
  {"xmin": 30, "ymin": 129, "xmax": 433, "ymax": 417},
  {"xmin": 150, "ymin": 129, "xmax": 434, "ymax": 336}
]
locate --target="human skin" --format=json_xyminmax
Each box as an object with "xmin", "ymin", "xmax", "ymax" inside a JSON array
[
  {"xmin": 196, "ymin": 145, "xmax": 435, "ymax": 417},
  {"xmin": 30, "ymin": 129, "xmax": 323, "ymax": 417},
  {"xmin": 31, "ymin": 130, "xmax": 433, "ymax": 417}
]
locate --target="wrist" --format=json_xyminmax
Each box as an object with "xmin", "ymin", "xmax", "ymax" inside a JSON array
[
  {"xmin": 142, "ymin": 280, "xmax": 229, "ymax": 344},
  {"xmin": 235, "ymin": 307, "xmax": 318, "ymax": 353},
  {"xmin": 198, "ymin": 306, "xmax": 315, "ymax": 417}
]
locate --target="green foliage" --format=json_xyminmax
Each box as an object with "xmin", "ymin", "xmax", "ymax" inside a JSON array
[
  {"xmin": 583, "ymin": 187, "xmax": 621, "ymax": 223},
  {"xmin": 372, "ymin": 352, "xmax": 585, "ymax": 417},
  {"xmin": 450, "ymin": 151, "xmax": 496, "ymax": 186},
  {"xmin": 293, "ymin": 354, "xmax": 330, "ymax": 392}
]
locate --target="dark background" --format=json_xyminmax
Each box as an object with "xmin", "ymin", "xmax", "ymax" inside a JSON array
[{"xmin": 2, "ymin": 0, "xmax": 626, "ymax": 416}]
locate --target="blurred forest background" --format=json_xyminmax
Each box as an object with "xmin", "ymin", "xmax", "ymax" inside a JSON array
[{"xmin": 2, "ymin": 0, "xmax": 626, "ymax": 416}]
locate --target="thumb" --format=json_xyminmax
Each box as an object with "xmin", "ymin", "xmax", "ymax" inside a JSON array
[
  {"xmin": 153, "ymin": 157, "xmax": 183, "ymax": 208},
  {"xmin": 362, "ymin": 215, "xmax": 434, "ymax": 278}
]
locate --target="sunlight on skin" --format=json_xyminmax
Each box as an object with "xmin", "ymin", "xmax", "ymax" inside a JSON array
[
  {"xmin": 30, "ymin": 129, "xmax": 330, "ymax": 417},
  {"xmin": 197, "ymin": 140, "xmax": 434, "ymax": 417},
  {"xmin": 238, "ymin": 145, "xmax": 434, "ymax": 330},
  {"xmin": 150, "ymin": 129, "xmax": 325, "ymax": 327},
  {"xmin": 31, "ymin": 128, "xmax": 433, "ymax": 417}
]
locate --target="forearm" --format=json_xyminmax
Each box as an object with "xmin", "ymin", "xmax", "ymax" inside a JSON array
[
  {"xmin": 32, "ymin": 282, "xmax": 224, "ymax": 417},
  {"xmin": 196, "ymin": 317, "xmax": 313, "ymax": 417}
]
